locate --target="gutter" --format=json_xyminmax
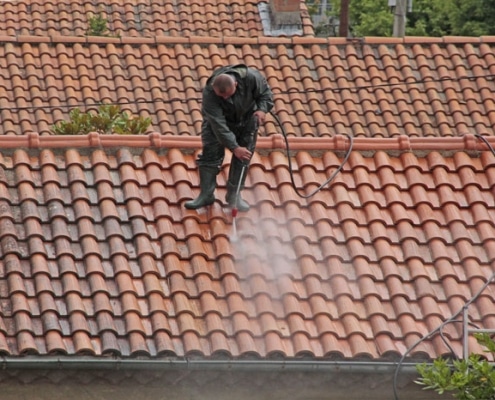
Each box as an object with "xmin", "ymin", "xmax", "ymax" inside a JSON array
[{"xmin": 0, "ymin": 356, "xmax": 421, "ymax": 375}]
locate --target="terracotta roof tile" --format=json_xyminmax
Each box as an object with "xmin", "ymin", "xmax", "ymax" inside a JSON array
[
  {"xmin": 0, "ymin": 136, "xmax": 492, "ymax": 361},
  {"xmin": 1, "ymin": 31, "xmax": 495, "ymax": 138},
  {"xmin": 3, "ymin": 0, "xmax": 306, "ymax": 39}
]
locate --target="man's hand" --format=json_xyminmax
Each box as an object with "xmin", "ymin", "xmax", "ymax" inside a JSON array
[
  {"xmin": 233, "ymin": 146, "xmax": 252, "ymax": 162},
  {"xmin": 253, "ymin": 110, "xmax": 266, "ymax": 125}
]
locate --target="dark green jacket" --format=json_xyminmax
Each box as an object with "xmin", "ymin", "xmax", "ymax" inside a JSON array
[{"xmin": 202, "ymin": 64, "xmax": 274, "ymax": 151}]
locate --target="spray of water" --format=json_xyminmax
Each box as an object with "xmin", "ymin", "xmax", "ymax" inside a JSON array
[{"xmin": 229, "ymin": 206, "xmax": 300, "ymax": 284}]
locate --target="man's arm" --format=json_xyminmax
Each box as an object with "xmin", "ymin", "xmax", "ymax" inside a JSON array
[
  {"xmin": 250, "ymin": 69, "xmax": 274, "ymax": 113},
  {"xmin": 248, "ymin": 69, "xmax": 274, "ymax": 125}
]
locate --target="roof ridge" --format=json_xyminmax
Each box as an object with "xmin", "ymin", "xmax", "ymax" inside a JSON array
[
  {"xmin": 2, "ymin": 34, "xmax": 495, "ymax": 46},
  {"xmin": 1, "ymin": 132, "xmax": 490, "ymax": 154}
]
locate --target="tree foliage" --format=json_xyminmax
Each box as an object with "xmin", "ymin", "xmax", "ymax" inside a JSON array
[
  {"xmin": 408, "ymin": 0, "xmax": 495, "ymax": 36},
  {"xmin": 406, "ymin": 0, "xmax": 454, "ymax": 37},
  {"xmin": 331, "ymin": 0, "xmax": 393, "ymax": 37},
  {"xmin": 415, "ymin": 333, "xmax": 495, "ymax": 400},
  {"xmin": 308, "ymin": 0, "xmax": 495, "ymax": 37}
]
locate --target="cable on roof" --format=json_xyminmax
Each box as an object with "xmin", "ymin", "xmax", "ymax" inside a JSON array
[
  {"xmin": 277, "ymin": 73, "xmax": 495, "ymax": 95},
  {"xmin": 392, "ymin": 244, "xmax": 495, "ymax": 399},
  {"xmin": 475, "ymin": 133, "xmax": 495, "ymax": 154},
  {"xmin": 269, "ymin": 110, "xmax": 353, "ymax": 198},
  {"xmin": 1, "ymin": 73, "xmax": 494, "ymax": 112}
]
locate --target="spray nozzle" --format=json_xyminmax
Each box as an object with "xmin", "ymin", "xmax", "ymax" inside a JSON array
[{"xmin": 231, "ymin": 207, "xmax": 239, "ymax": 242}]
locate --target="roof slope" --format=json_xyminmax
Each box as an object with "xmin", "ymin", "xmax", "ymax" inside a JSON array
[
  {"xmin": 0, "ymin": 136, "xmax": 494, "ymax": 361},
  {"xmin": 1, "ymin": 35, "xmax": 495, "ymax": 138},
  {"xmin": 0, "ymin": 0, "xmax": 494, "ymax": 368}
]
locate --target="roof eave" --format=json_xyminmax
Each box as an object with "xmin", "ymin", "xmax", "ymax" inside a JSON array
[{"xmin": 0, "ymin": 356, "xmax": 421, "ymax": 375}]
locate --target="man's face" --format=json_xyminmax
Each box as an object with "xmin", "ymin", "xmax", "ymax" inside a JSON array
[{"xmin": 214, "ymin": 82, "xmax": 237, "ymax": 100}]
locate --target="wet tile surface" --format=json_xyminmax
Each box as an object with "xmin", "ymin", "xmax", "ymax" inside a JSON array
[{"xmin": 0, "ymin": 144, "xmax": 493, "ymax": 359}]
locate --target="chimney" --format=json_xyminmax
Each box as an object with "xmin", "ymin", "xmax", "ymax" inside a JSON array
[{"xmin": 269, "ymin": 0, "xmax": 301, "ymax": 26}]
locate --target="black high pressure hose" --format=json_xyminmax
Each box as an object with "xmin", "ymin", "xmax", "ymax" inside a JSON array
[
  {"xmin": 231, "ymin": 112, "xmax": 353, "ymax": 241},
  {"xmin": 268, "ymin": 110, "xmax": 354, "ymax": 198}
]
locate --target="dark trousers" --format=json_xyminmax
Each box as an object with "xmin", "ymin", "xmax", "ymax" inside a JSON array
[{"xmin": 197, "ymin": 115, "xmax": 258, "ymax": 168}]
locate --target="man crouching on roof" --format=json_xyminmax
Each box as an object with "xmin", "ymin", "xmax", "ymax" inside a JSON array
[{"xmin": 185, "ymin": 64, "xmax": 274, "ymax": 212}]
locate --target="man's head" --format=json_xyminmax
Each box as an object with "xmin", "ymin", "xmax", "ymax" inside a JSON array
[{"xmin": 212, "ymin": 74, "xmax": 237, "ymax": 100}]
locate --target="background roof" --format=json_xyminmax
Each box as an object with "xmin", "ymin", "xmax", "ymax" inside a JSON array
[
  {"xmin": 1, "ymin": 34, "xmax": 495, "ymax": 138},
  {"xmin": 0, "ymin": 0, "xmax": 494, "ymax": 367},
  {"xmin": 0, "ymin": 0, "xmax": 315, "ymax": 37}
]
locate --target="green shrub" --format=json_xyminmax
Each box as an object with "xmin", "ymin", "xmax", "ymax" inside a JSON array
[
  {"xmin": 86, "ymin": 12, "xmax": 111, "ymax": 37},
  {"xmin": 415, "ymin": 333, "xmax": 495, "ymax": 400},
  {"xmin": 52, "ymin": 104, "xmax": 152, "ymax": 135}
]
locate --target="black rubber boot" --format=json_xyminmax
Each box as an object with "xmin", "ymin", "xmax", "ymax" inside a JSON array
[
  {"xmin": 225, "ymin": 159, "xmax": 250, "ymax": 212},
  {"xmin": 185, "ymin": 166, "xmax": 218, "ymax": 209}
]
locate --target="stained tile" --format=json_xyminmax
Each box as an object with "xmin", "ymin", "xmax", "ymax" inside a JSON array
[
  {"xmin": 100, "ymin": 330, "xmax": 121, "ymax": 355},
  {"xmin": 16, "ymin": 331, "xmax": 38, "ymax": 355}
]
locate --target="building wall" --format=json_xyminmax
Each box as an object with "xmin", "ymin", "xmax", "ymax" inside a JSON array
[{"xmin": 0, "ymin": 369, "xmax": 446, "ymax": 400}]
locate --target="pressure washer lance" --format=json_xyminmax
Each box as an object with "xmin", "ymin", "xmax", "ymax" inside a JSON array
[
  {"xmin": 230, "ymin": 117, "xmax": 258, "ymax": 243},
  {"xmin": 230, "ymin": 163, "xmax": 247, "ymax": 243}
]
